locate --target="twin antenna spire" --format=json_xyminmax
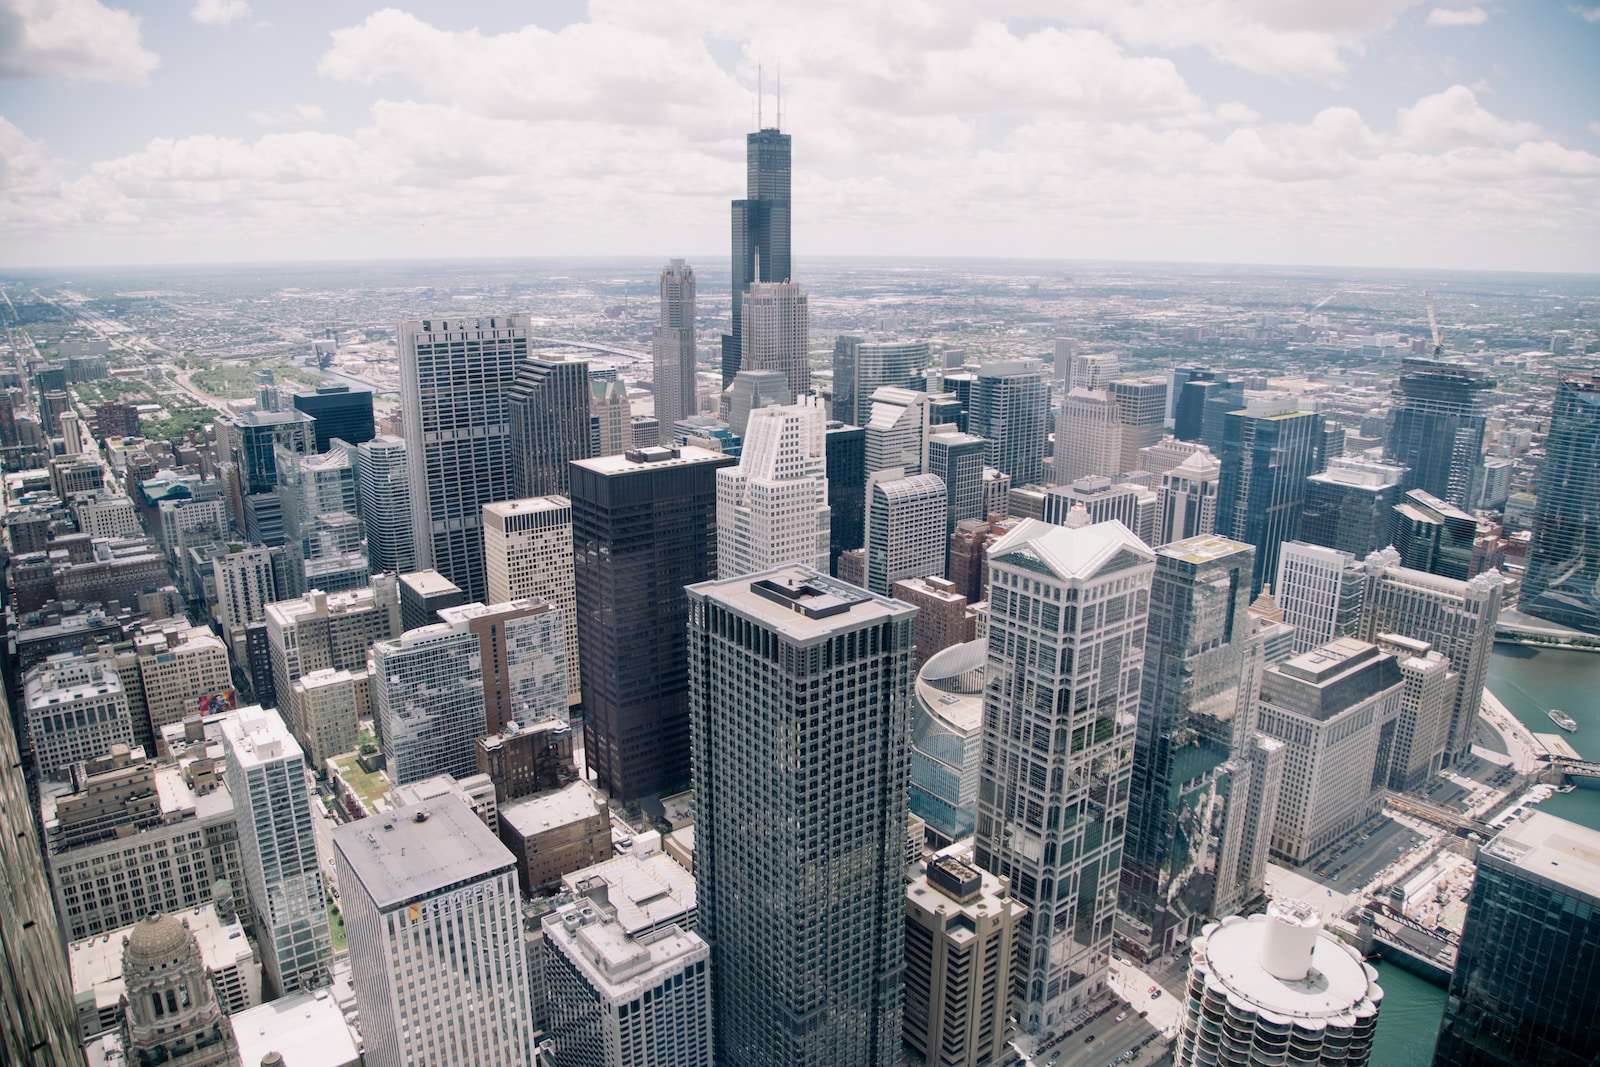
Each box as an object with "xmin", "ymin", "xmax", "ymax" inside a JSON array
[{"xmin": 756, "ymin": 62, "xmax": 782, "ymax": 131}]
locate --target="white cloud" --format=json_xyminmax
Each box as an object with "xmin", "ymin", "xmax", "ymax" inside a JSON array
[
  {"xmin": 248, "ymin": 104, "xmax": 326, "ymax": 126},
  {"xmin": 189, "ymin": 0, "xmax": 249, "ymax": 28},
  {"xmin": 1568, "ymin": 4, "xmax": 1600, "ymax": 23},
  {"xmin": 1590, "ymin": 120, "xmax": 1600, "ymax": 137},
  {"xmin": 1426, "ymin": 6, "xmax": 1488, "ymax": 27},
  {"xmin": 1396, "ymin": 85, "xmax": 1542, "ymax": 150},
  {"xmin": 0, "ymin": 0, "xmax": 158, "ymax": 83}
]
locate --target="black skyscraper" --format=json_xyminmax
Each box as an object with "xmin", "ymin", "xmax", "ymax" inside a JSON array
[
  {"xmin": 1385, "ymin": 358, "xmax": 1495, "ymax": 508},
  {"xmin": 1520, "ymin": 369, "xmax": 1600, "ymax": 632},
  {"xmin": 723, "ymin": 128, "xmax": 791, "ymax": 387},
  {"xmin": 824, "ymin": 420, "xmax": 865, "ymax": 575},
  {"xmin": 508, "ymin": 357, "xmax": 593, "ymax": 499},
  {"xmin": 293, "ymin": 386, "xmax": 375, "ymax": 452}
]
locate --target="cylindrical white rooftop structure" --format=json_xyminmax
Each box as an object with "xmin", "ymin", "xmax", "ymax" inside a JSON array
[{"xmin": 1260, "ymin": 898, "xmax": 1322, "ymax": 981}]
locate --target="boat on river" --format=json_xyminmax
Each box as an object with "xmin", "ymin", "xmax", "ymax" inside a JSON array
[{"xmin": 1549, "ymin": 709, "xmax": 1578, "ymax": 732}]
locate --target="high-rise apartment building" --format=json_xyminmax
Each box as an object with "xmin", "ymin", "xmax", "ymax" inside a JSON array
[
  {"xmin": 369, "ymin": 622, "xmax": 484, "ymax": 785},
  {"xmin": 333, "ymin": 796, "xmax": 536, "ymax": 1067},
  {"xmin": 1176, "ymin": 901, "xmax": 1382, "ymax": 1067},
  {"xmin": 436, "ymin": 599, "xmax": 568, "ymax": 733},
  {"xmin": 1520, "ymin": 368, "xmax": 1600, "ymax": 633},
  {"xmin": 483, "ymin": 496, "xmax": 580, "ymax": 705},
  {"xmin": 739, "ymin": 281, "xmax": 810, "ymax": 398},
  {"xmin": 1301, "ymin": 456, "xmax": 1406, "ymax": 558},
  {"xmin": 399, "ymin": 315, "xmax": 528, "ymax": 604},
  {"xmin": 969, "ymin": 359, "xmax": 1049, "ymax": 487},
  {"xmin": 1357, "ymin": 547, "xmax": 1503, "ymax": 766},
  {"xmin": 1156, "ymin": 448, "xmax": 1219, "ymax": 546},
  {"xmin": 974, "ymin": 518, "xmax": 1155, "ymax": 1029},
  {"xmin": 219, "ymin": 708, "xmax": 333, "ymax": 997},
  {"xmin": 212, "ymin": 543, "xmax": 276, "ymax": 631},
  {"xmin": 291, "ymin": 667, "xmax": 369, "ymax": 770},
  {"xmin": 1121, "ymin": 536, "xmax": 1270, "ymax": 959},
  {"xmin": 833, "ymin": 338, "xmax": 930, "ymax": 427},
  {"xmin": 1216, "ymin": 393, "xmax": 1324, "ymax": 593},
  {"xmin": 725, "ymin": 127, "xmax": 791, "ymax": 386},
  {"xmin": 1275, "ymin": 541, "xmax": 1365, "ymax": 655},
  {"xmin": 1254, "ymin": 638, "xmax": 1403, "ymax": 864},
  {"xmin": 688, "ymin": 566, "xmax": 916, "ymax": 1067},
  {"xmin": 1431, "ymin": 810, "xmax": 1600, "ymax": 1067},
  {"xmin": 904, "ymin": 855, "xmax": 1026, "ymax": 1067},
  {"xmin": 893, "ymin": 576, "xmax": 976, "ymax": 672},
  {"xmin": 717, "ymin": 403, "xmax": 831, "ymax": 578},
  {"xmin": 508, "ymin": 356, "xmax": 592, "ymax": 499},
  {"xmin": 927, "ymin": 430, "xmax": 987, "ymax": 533},
  {"xmin": 354, "ymin": 434, "xmax": 415, "ymax": 575},
  {"xmin": 572, "ymin": 445, "xmax": 735, "ymax": 800},
  {"xmin": 652, "ymin": 259, "xmax": 699, "ymax": 428},
  {"xmin": 1386, "ymin": 358, "xmax": 1494, "ymax": 509},
  {"xmin": 866, "ymin": 470, "xmax": 946, "ymax": 596},
  {"xmin": 266, "ymin": 586, "xmax": 397, "ymax": 755}
]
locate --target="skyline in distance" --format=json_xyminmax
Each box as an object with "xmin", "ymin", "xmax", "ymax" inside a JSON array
[{"xmin": 0, "ymin": 1, "xmax": 1597, "ymax": 271}]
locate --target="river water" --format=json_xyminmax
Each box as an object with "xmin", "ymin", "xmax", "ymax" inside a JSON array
[{"xmin": 1368, "ymin": 644, "xmax": 1600, "ymax": 1066}]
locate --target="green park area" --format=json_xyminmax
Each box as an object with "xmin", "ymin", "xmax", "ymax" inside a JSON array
[{"xmin": 190, "ymin": 360, "xmax": 324, "ymax": 399}]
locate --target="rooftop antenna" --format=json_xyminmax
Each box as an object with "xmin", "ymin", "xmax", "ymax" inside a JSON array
[
  {"xmin": 758, "ymin": 62, "xmax": 763, "ymax": 130},
  {"xmin": 776, "ymin": 62, "xmax": 782, "ymax": 131}
]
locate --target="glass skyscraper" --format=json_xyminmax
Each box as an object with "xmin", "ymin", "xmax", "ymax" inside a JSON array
[
  {"xmin": 724, "ymin": 127, "xmax": 791, "ymax": 386},
  {"xmin": 969, "ymin": 358, "xmax": 1050, "ymax": 488},
  {"xmin": 1519, "ymin": 369, "xmax": 1600, "ymax": 633},
  {"xmin": 1385, "ymin": 358, "xmax": 1495, "ymax": 508},
  {"xmin": 508, "ymin": 356, "xmax": 592, "ymax": 499},
  {"xmin": 1216, "ymin": 395, "xmax": 1324, "ymax": 594}
]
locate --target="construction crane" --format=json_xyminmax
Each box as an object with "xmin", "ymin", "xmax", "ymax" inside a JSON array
[{"xmin": 1424, "ymin": 290, "xmax": 1445, "ymax": 356}]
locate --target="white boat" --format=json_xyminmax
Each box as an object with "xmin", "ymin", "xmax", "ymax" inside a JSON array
[{"xmin": 1548, "ymin": 709, "xmax": 1578, "ymax": 733}]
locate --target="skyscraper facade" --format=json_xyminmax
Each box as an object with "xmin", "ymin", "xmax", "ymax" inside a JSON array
[
  {"xmin": 355, "ymin": 435, "xmax": 415, "ymax": 575},
  {"xmin": 508, "ymin": 356, "xmax": 593, "ymax": 499},
  {"xmin": 1392, "ymin": 488, "xmax": 1479, "ymax": 581},
  {"xmin": 740, "ymin": 281, "xmax": 810, "ymax": 399},
  {"xmin": 219, "ymin": 708, "xmax": 333, "ymax": 997},
  {"xmin": 725, "ymin": 127, "xmax": 792, "ymax": 386},
  {"xmin": 369, "ymin": 622, "xmax": 484, "ymax": 785},
  {"xmin": 969, "ymin": 359, "xmax": 1050, "ymax": 487},
  {"xmin": 589, "ymin": 377, "xmax": 634, "ymax": 457},
  {"xmin": 1275, "ymin": 541, "xmax": 1365, "ymax": 655},
  {"xmin": 688, "ymin": 566, "xmax": 916, "ymax": 1067},
  {"xmin": 927, "ymin": 431, "xmax": 987, "ymax": 534},
  {"xmin": 823, "ymin": 417, "xmax": 866, "ymax": 575},
  {"xmin": 724, "ymin": 368, "xmax": 791, "ymax": 436},
  {"xmin": 1216, "ymin": 394, "xmax": 1324, "ymax": 594},
  {"xmin": 717, "ymin": 404, "xmax": 831, "ymax": 579},
  {"xmin": 1107, "ymin": 378, "xmax": 1169, "ymax": 475},
  {"xmin": 833, "ymin": 338, "xmax": 930, "ymax": 427},
  {"xmin": 1301, "ymin": 456, "xmax": 1406, "ymax": 559},
  {"xmin": 1386, "ymin": 358, "xmax": 1495, "ymax": 508},
  {"xmin": 652, "ymin": 259, "xmax": 699, "ymax": 428},
  {"xmin": 865, "ymin": 471, "xmax": 947, "ymax": 596},
  {"xmin": 292, "ymin": 385, "xmax": 375, "ymax": 451},
  {"xmin": 399, "ymin": 315, "xmax": 529, "ymax": 604},
  {"xmin": 1519, "ymin": 368, "xmax": 1600, "ymax": 633},
  {"xmin": 1431, "ymin": 810, "xmax": 1600, "ymax": 1067},
  {"xmin": 974, "ymin": 518, "xmax": 1155, "ymax": 1029},
  {"xmin": 1054, "ymin": 388, "xmax": 1124, "ymax": 485},
  {"xmin": 572, "ymin": 446, "xmax": 736, "ymax": 800},
  {"xmin": 1156, "ymin": 449, "xmax": 1220, "ymax": 546},
  {"xmin": 483, "ymin": 496, "xmax": 580, "ymax": 706}
]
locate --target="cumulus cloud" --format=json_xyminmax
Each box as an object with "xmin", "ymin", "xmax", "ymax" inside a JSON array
[
  {"xmin": 1396, "ymin": 85, "xmax": 1542, "ymax": 150},
  {"xmin": 0, "ymin": 0, "xmax": 158, "ymax": 83},
  {"xmin": 1427, "ymin": 6, "xmax": 1488, "ymax": 27},
  {"xmin": 1569, "ymin": 4, "xmax": 1600, "ymax": 22},
  {"xmin": 190, "ymin": 0, "xmax": 249, "ymax": 28},
  {"xmin": 248, "ymin": 104, "xmax": 326, "ymax": 126}
]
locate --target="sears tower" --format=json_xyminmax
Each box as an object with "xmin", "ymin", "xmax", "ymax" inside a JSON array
[{"xmin": 722, "ymin": 126, "xmax": 791, "ymax": 386}]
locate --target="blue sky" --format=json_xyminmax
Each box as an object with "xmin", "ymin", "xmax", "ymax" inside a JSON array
[{"xmin": 1, "ymin": 0, "xmax": 1597, "ymax": 270}]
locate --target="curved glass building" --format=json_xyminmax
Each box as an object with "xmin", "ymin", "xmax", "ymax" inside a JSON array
[{"xmin": 910, "ymin": 639, "xmax": 986, "ymax": 845}]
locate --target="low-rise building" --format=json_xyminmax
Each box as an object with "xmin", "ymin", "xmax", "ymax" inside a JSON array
[
  {"xmin": 24, "ymin": 654, "xmax": 134, "ymax": 779},
  {"xmin": 498, "ymin": 780, "xmax": 612, "ymax": 894}
]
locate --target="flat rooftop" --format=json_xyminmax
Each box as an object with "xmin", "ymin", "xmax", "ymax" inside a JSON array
[
  {"xmin": 1158, "ymin": 534, "xmax": 1253, "ymax": 566},
  {"xmin": 500, "ymin": 780, "xmax": 606, "ymax": 838},
  {"xmin": 231, "ymin": 989, "xmax": 360, "ymax": 1067},
  {"xmin": 562, "ymin": 851, "xmax": 696, "ymax": 937},
  {"xmin": 332, "ymin": 795, "xmax": 514, "ymax": 911},
  {"xmin": 71, "ymin": 903, "xmax": 254, "ymax": 1009},
  {"xmin": 398, "ymin": 569, "xmax": 461, "ymax": 597},
  {"xmin": 218, "ymin": 707, "xmax": 303, "ymax": 771},
  {"xmin": 688, "ymin": 565, "xmax": 913, "ymax": 644},
  {"xmin": 1482, "ymin": 809, "xmax": 1600, "ymax": 899},
  {"xmin": 572, "ymin": 444, "xmax": 731, "ymax": 476},
  {"xmin": 483, "ymin": 495, "xmax": 571, "ymax": 517}
]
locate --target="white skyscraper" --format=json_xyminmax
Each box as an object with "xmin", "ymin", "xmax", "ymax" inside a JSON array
[
  {"xmin": 974, "ymin": 518, "xmax": 1155, "ymax": 1030},
  {"xmin": 865, "ymin": 470, "xmax": 947, "ymax": 596},
  {"xmin": 716, "ymin": 404, "xmax": 831, "ymax": 579},
  {"xmin": 864, "ymin": 385, "xmax": 934, "ymax": 477},
  {"xmin": 212, "ymin": 544, "xmax": 276, "ymax": 632},
  {"xmin": 1156, "ymin": 448, "xmax": 1220, "ymax": 546},
  {"xmin": 1053, "ymin": 388, "xmax": 1123, "ymax": 485},
  {"xmin": 355, "ymin": 435, "xmax": 415, "ymax": 576},
  {"xmin": 219, "ymin": 707, "xmax": 333, "ymax": 998},
  {"xmin": 1275, "ymin": 541, "xmax": 1365, "ymax": 655},
  {"xmin": 740, "ymin": 281, "xmax": 810, "ymax": 399},
  {"xmin": 369, "ymin": 623, "xmax": 484, "ymax": 785},
  {"xmin": 652, "ymin": 259, "xmax": 699, "ymax": 428},
  {"xmin": 483, "ymin": 496, "xmax": 579, "ymax": 705},
  {"xmin": 333, "ymin": 796, "xmax": 535, "ymax": 1067}
]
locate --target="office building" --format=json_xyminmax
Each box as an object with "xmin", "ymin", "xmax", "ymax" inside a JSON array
[
  {"xmin": 436, "ymin": 599, "xmax": 568, "ymax": 733},
  {"xmin": 1175, "ymin": 901, "xmax": 1381, "ymax": 1067},
  {"xmin": 974, "ymin": 519, "xmax": 1155, "ymax": 1029},
  {"xmin": 717, "ymin": 403, "xmax": 831, "ymax": 579},
  {"xmin": 1374, "ymin": 634, "xmax": 1457, "ymax": 792},
  {"xmin": 354, "ymin": 434, "xmax": 415, "ymax": 575},
  {"xmin": 652, "ymin": 258, "xmax": 699, "ymax": 428},
  {"xmin": 927, "ymin": 430, "xmax": 987, "ymax": 533},
  {"xmin": 572, "ymin": 445, "xmax": 735, "ymax": 800},
  {"xmin": 589, "ymin": 375, "xmax": 634, "ymax": 458},
  {"xmin": 1121, "ymin": 536, "xmax": 1269, "ymax": 959},
  {"xmin": 484, "ymin": 496, "xmax": 580, "ymax": 704},
  {"xmin": 725, "ymin": 126, "xmax": 791, "ymax": 386},
  {"xmin": 1520, "ymin": 369, "xmax": 1600, "ymax": 633},
  {"xmin": 864, "ymin": 385, "xmax": 935, "ymax": 478},
  {"xmin": 543, "ymin": 899, "xmax": 713, "ymax": 1067},
  {"xmin": 291, "ymin": 667, "xmax": 369, "ymax": 770},
  {"xmin": 24, "ymin": 654, "xmax": 133, "ymax": 779},
  {"xmin": 293, "ymin": 385, "xmax": 375, "ymax": 451},
  {"xmin": 230, "ymin": 991, "xmax": 361, "ymax": 1067},
  {"xmin": 132, "ymin": 622, "xmax": 233, "ymax": 735},
  {"xmin": 904, "ymin": 854, "xmax": 1026, "ymax": 1067},
  {"xmin": 866, "ymin": 470, "xmax": 946, "ymax": 596},
  {"xmin": 893, "ymin": 575, "xmax": 977, "ymax": 672},
  {"xmin": 1357, "ymin": 547, "xmax": 1503, "ymax": 766},
  {"xmin": 160, "ymin": 497, "xmax": 229, "ymax": 563},
  {"xmin": 688, "ymin": 566, "xmax": 916, "ymax": 1067},
  {"xmin": 1139, "ymin": 437, "xmax": 1212, "ymax": 479},
  {"xmin": 1301, "ymin": 456, "xmax": 1406, "ymax": 558},
  {"xmin": 909, "ymin": 640, "xmax": 986, "ymax": 845},
  {"xmin": 1254, "ymin": 638, "xmax": 1403, "ymax": 864},
  {"xmin": 370, "ymin": 622, "xmax": 484, "ymax": 785},
  {"xmin": 1156, "ymin": 448, "xmax": 1219, "ymax": 546},
  {"xmin": 117, "ymin": 912, "xmax": 239, "ymax": 1067},
  {"xmin": 1042, "ymin": 476, "xmax": 1159, "ymax": 545},
  {"xmin": 220, "ymin": 408, "xmax": 315, "ymax": 496},
  {"xmin": 509, "ymin": 356, "xmax": 593, "ymax": 498},
  {"xmin": 333, "ymin": 797, "xmax": 536, "ymax": 1067},
  {"xmin": 1107, "ymin": 378, "xmax": 1169, "ymax": 474},
  {"xmin": 1063, "ymin": 349, "xmax": 1120, "ymax": 392},
  {"xmin": 219, "ymin": 708, "xmax": 333, "ymax": 997},
  {"xmin": 1431, "ymin": 810, "xmax": 1600, "ymax": 1067},
  {"xmin": 1393, "ymin": 488, "xmax": 1478, "ymax": 580},
  {"xmin": 73, "ymin": 492, "xmax": 141, "ymax": 540},
  {"xmin": 1386, "ymin": 358, "xmax": 1495, "ymax": 508},
  {"xmin": 497, "ymin": 780, "xmax": 611, "ymax": 894},
  {"xmin": 266, "ymin": 586, "xmax": 396, "ymax": 755},
  {"xmin": 723, "ymin": 368, "xmax": 791, "ymax": 436},
  {"xmin": 823, "ymin": 417, "xmax": 866, "ymax": 574},
  {"xmin": 0, "ymin": 686, "xmax": 88, "ymax": 1067},
  {"xmin": 475, "ymin": 717, "xmax": 578, "ymax": 802},
  {"xmin": 212, "ymin": 542, "xmax": 276, "ymax": 631},
  {"xmin": 1276, "ymin": 542, "xmax": 1366, "ymax": 655},
  {"xmin": 969, "ymin": 358, "xmax": 1049, "ymax": 487},
  {"xmin": 1216, "ymin": 393, "xmax": 1325, "ymax": 593},
  {"xmin": 399, "ymin": 315, "xmax": 529, "ymax": 604},
  {"xmin": 398, "ymin": 568, "xmax": 464, "ymax": 630},
  {"xmin": 739, "ymin": 281, "xmax": 810, "ymax": 398},
  {"xmin": 834, "ymin": 338, "xmax": 931, "ymax": 427}
]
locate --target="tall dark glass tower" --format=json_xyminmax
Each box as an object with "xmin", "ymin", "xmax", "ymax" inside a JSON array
[
  {"xmin": 1385, "ymin": 358, "xmax": 1495, "ymax": 508},
  {"xmin": 723, "ymin": 128, "xmax": 791, "ymax": 387},
  {"xmin": 508, "ymin": 357, "xmax": 593, "ymax": 499},
  {"xmin": 1520, "ymin": 369, "xmax": 1600, "ymax": 633},
  {"xmin": 1216, "ymin": 397, "xmax": 1324, "ymax": 594},
  {"xmin": 293, "ymin": 385, "xmax": 375, "ymax": 452},
  {"xmin": 823, "ymin": 418, "xmax": 865, "ymax": 575}
]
